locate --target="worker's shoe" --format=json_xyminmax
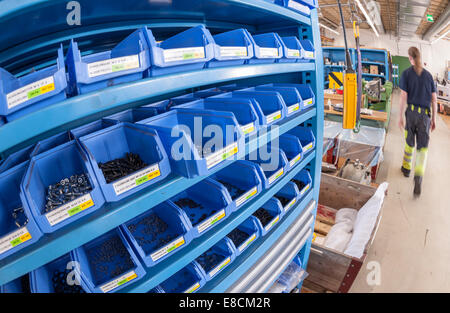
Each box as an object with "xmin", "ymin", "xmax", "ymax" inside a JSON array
[
  {"xmin": 401, "ymin": 166, "xmax": 410, "ymax": 177},
  {"xmin": 413, "ymin": 176, "xmax": 422, "ymax": 197}
]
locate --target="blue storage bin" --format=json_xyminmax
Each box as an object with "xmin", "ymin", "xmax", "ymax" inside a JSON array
[
  {"xmin": 194, "ymin": 237, "xmax": 236, "ymax": 281},
  {"xmin": 251, "ymin": 198, "xmax": 283, "ymax": 237},
  {"xmin": 21, "ymin": 141, "xmax": 105, "ymax": 233},
  {"xmin": 217, "ymin": 84, "xmax": 245, "ymax": 92},
  {"xmin": 143, "ymin": 100, "xmax": 175, "ymax": 114},
  {"xmin": 169, "ymin": 179, "xmax": 233, "ymax": 238},
  {"xmin": 139, "ymin": 109, "xmax": 243, "ymax": 178},
  {"xmin": 71, "ymin": 228, "xmax": 146, "ymax": 293},
  {"xmin": 286, "ymin": 126, "xmax": 316, "ymax": 154},
  {"xmin": 193, "ymin": 87, "xmax": 228, "ymax": 99},
  {"xmin": 103, "ymin": 107, "xmax": 159, "ymax": 124},
  {"xmin": 0, "ymin": 162, "xmax": 42, "ymax": 261},
  {"xmin": 0, "ymin": 144, "xmax": 35, "ymax": 174},
  {"xmin": 226, "ymin": 217, "xmax": 259, "ymax": 256},
  {"xmin": 210, "ymin": 160, "xmax": 263, "ymax": 212},
  {"xmin": 298, "ymin": 40, "xmax": 315, "ymax": 62},
  {"xmin": 30, "ymin": 253, "xmax": 90, "ymax": 293},
  {"xmin": 0, "ymin": 116, "xmax": 5, "ymax": 127},
  {"xmin": 173, "ymin": 98, "xmax": 260, "ymax": 137},
  {"xmin": 145, "ymin": 25, "xmax": 215, "ymax": 77},
  {"xmin": 275, "ymin": 0, "xmax": 314, "ymax": 15},
  {"xmin": 79, "ymin": 122, "xmax": 171, "ymax": 202},
  {"xmin": 159, "ymin": 262, "xmax": 206, "ymax": 293},
  {"xmin": 66, "ymin": 27, "xmax": 151, "ymax": 96},
  {"xmin": 248, "ymin": 33, "xmax": 283, "ymax": 64},
  {"xmin": 121, "ymin": 201, "xmax": 193, "ymax": 267},
  {"xmin": 291, "ymin": 169, "xmax": 312, "ymax": 199},
  {"xmin": 274, "ymin": 181, "xmax": 299, "ymax": 214},
  {"xmin": 246, "ymin": 146, "xmax": 288, "ymax": 189},
  {"xmin": 0, "ymin": 47, "xmax": 67, "ymax": 122},
  {"xmin": 170, "ymin": 93, "xmax": 198, "ymax": 106},
  {"xmin": 279, "ymin": 133, "xmax": 304, "ymax": 171},
  {"xmin": 70, "ymin": 119, "xmax": 119, "ymax": 140},
  {"xmin": 207, "ymin": 29, "xmax": 255, "ymax": 68},
  {"xmin": 0, "ymin": 275, "xmax": 31, "ymax": 293},
  {"xmin": 255, "ymin": 85, "xmax": 302, "ymax": 116},
  {"xmin": 259, "ymin": 83, "xmax": 315, "ymax": 110},
  {"xmin": 148, "ymin": 285, "xmax": 165, "ymax": 293},
  {"xmin": 31, "ymin": 131, "xmax": 71, "ymax": 158},
  {"xmin": 278, "ymin": 36, "xmax": 303, "ymax": 63}
]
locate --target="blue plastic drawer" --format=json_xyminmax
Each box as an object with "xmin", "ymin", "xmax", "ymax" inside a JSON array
[
  {"xmin": 259, "ymin": 83, "xmax": 315, "ymax": 110},
  {"xmin": 0, "ymin": 275, "xmax": 31, "ymax": 293},
  {"xmin": 248, "ymin": 33, "xmax": 283, "ymax": 64},
  {"xmin": 226, "ymin": 217, "xmax": 260, "ymax": 256},
  {"xmin": 21, "ymin": 141, "xmax": 105, "ymax": 233},
  {"xmin": 193, "ymin": 87, "xmax": 228, "ymax": 99},
  {"xmin": 0, "ymin": 161, "xmax": 42, "ymax": 260},
  {"xmin": 207, "ymin": 29, "xmax": 255, "ymax": 68},
  {"xmin": 291, "ymin": 169, "xmax": 312, "ymax": 200},
  {"xmin": 79, "ymin": 122, "xmax": 171, "ymax": 202},
  {"xmin": 31, "ymin": 131, "xmax": 71, "ymax": 158},
  {"xmin": 298, "ymin": 40, "xmax": 315, "ymax": 62},
  {"xmin": 173, "ymin": 98, "xmax": 260, "ymax": 137},
  {"xmin": 30, "ymin": 253, "xmax": 90, "ymax": 293},
  {"xmin": 251, "ymin": 198, "xmax": 283, "ymax": 237},
  {"xmin": 0, "ymin": 144, "xmax": 35, "ymax": 174},
  {"xmin": 278, "ymin": 36, "xmax": 303, "ymax": 63},
  {"xmin": 286, "ymin": 126, "xmax": 316, "ymax": 154},
  {"xmin": 210, "ymin": 160, "xmax": 263, "ymax": 212},
  {"xmin": 274, "ymin": 181, "xmax": 299, "ymax": 214},
  {"xmin": 0, "ymin": 47, "xmax": 67, "ymax": 122},
  {"xmin": 159, "ymin": 262, "xmax": 206, "ymax": 293},
  {"xmin": 279, "ymin": 133, "xmax": 304, "ymax": 171},
  {"xmin": 255, "ymin": 85, "xmax": 302, "ymax": 116},
  {"xmin": 139, "ymin": 108, "xmax": 243, "ymax": 178},
  {"xmin": 121, "ymin": 201, "xmax": 193, "ymax": 267},
  {"xmin": 66, "ymin": 27, "xmax": 151, "ymax": 96},
  {"xmin": 70, "ymin": 119, "xmax": 119, "ymax": 139},
  {"xmin": 103, "ymin": 107, "xmax": 159, "ymax": 124},
  {"xmin": 143, "ymin": 100, "xmax": 175, "ymax": 114},
  {"xmin": 145, "ymin": 25, "xmax": 215, "ymax": 77},
  {"xmin": 169, "ymin": 179, "xmax": 233, "ymax": 238},
  {"xmin": 246, "ymin": 146, "xmax": 288, "ymax": 189},
  {"xmin": 275, "ymin": 0, "xmax": 313, "ymax": 15},
  {"xmin": 71, "ymin": 228, "xmax": 146, "ymax": 293},
  {"xmin": 194, "ymin": 237, "xmax": 236, "ymax": 281}
]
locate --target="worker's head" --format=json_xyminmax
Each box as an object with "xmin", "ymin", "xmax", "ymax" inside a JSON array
[{"xmin": 408, "ymin": 47, "xmax": 423, "ymax": 76}]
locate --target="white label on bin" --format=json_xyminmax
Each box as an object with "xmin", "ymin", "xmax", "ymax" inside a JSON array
[
  {"xmin": 289, "ymin": 153, "xmax": 302, "ymax": 168},
  {"xmin": 235, "ymin": 186, "xmax": 258, "ymax": 208},
  {"xmin": 268, "ymin": 168, "xmax": 284, "ymax": 185},
  {"xmin": 287, "ymin": 49, "xmax": 300, "ymax": 57},
  {"xmin": 45, "ymin": 194, "xmax": 94, "ymax": 226},
  {"xmin": 6, "ymin": 76, "xmax": 55, "ymax": 109},
  {"xmin": 219, "ymin": 46, "xmax": 248, "ymax": 57},
  {"xmin": 163, "ymin": 47, "xmax": 205, "ymax": 63},
  {"xmin": 197, "ymin": 209, "xmax": 226, "ymax": 234},
  {"xmin": 305, "ymin": 51, "xmax": 314, "ymax": 59},
  {"xmin": 264, "ymin": 215, "xmax": 280, "ymax": 232},
  {"xmin": 0, "ymin": 227, "xmax": 32, "ymax": 255},
  {"xmin": 303, "ymin": 98, "xmax": 313, "ymax": 107},
  {"xmin": 208, "ymin": 257, "xmax": 231, "ymax": 278},
  {"xmin": 288, "ymin": 1, "xmax": 311, "ymax": 14},
  {"xmin": 265, "ymin": 110, "xmax": 282, "ymax": 124},
  {"xmin": 184, "ymin": 282, "xmax": 201, "ymax": 293},
  {"xmin": 87, "ymin": 55, "xmax": 140, "ymax": 78},
  {"xmin": 300, "ymin": 183, "xmax": 311, "ymax": 195},
  {"xmin": 240, "ymin": 122, "xmax": 255, "ymax": 135},
  {"xmin": 150, "ymin": 236, "xmax": 185, "ymax": 262},
  {"xmin": 287, "ymin": 103, "xmax": 300, "ymax": 115},
  {"xmin": 284, "ymin": 198, "xmax": 296, "ymax": 213},
  {"xmin": 238, "ymin": 233, "xmax": 257, "ymax": 252},
  {"xmin": 205, "ymin": 142, "xmax": 238, "ymax": 169},
  {"xmin": 113, "ymin": 164, "xmax": 161, "ymax": 196},
  {"xmin": 259, "ymin": 47, "xmax": 279, "ymax": 58},
  {"xmin": 302, "ymin": 142, "xmax": 313, "ymax": 153},
  {"xmin": 100, "ymin": 271, "xmax": 137, "ymax": 293}
]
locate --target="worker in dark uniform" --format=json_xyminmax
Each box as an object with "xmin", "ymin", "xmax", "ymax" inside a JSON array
[{"xmin": 398, "ymin": 47, "xmax": 437, "ymax": 197}]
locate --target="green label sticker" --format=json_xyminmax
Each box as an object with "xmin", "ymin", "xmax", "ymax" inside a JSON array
[{"xmin": 10, "ymin": 238, "xmax": 22, "ymax": 247}]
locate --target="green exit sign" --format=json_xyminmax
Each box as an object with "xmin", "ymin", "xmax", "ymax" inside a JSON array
[{"xmin": 427, "ymin": 14, "xmax": 434, "ymax": 22}]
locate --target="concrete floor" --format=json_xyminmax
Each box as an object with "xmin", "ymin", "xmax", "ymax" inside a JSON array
[{"xmin": 349, "ymin": 90, "xmax": 450, "ymax": 293}]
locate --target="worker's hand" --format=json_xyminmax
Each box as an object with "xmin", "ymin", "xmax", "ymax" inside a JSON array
[
  {"xmin": 431, "ymin": 117, "xmax": 436, "ymax": 132},
  {"xmin": 398, "ymin": 116, "xmax": 405, "ymax": 130}
]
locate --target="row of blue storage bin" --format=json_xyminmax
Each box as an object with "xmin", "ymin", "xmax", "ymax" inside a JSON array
[{"xmin": 0, "ymin": 25, "xmax": 315, "ymax": 122}]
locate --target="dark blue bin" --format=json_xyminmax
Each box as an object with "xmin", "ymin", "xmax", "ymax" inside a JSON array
[
  {"xmin": 121, "ymin": 201, "xmax": 193, "ymax": 267},
  {"xmin": 255, "ymin": 85, "xmax": 302, "ymax": 116},
  {"xmin": 275, "ymin": 0, "xmax": 314, "ymax": 15},
  {"xmin": 193, "ymin": 87, "xmax": 228, "ymax": 99},
  {"xmin": 274, "ymin": 181, "xmax": 299, "ymax": 214},
  {"xmin": 291, "ymin": 169, "xmax": 312, "ymax": 200},
  {"xmin": 248, "ymin": 33, "xmax": 283, "ymax": 64},
  {"xmin": 226, "ymin": 217, "xmax": 260, "ymax": 256},
  {"xmin": 0, "ymin": 144, "xmax": 35, "ymax": 174},
  {"xmin": 103, "ymin": 107, "xmax": 159, "ymax": 124},
  {"xmin": 210, "ymin": 160, "xmax": 263, "ymax": 212},
  {"xmin": 194, "ymin": 237, "xmax": 236, "ymax": 281},
  {"xmin": 246, "ymin": 146, "xmax": 288, "ymax": 189},
  {"xmin": 143, "ymin": 100, "xmax": 175, "ymax": 114},
  {"xmin": 286, "ymin": 126, "xmax": 316, "ymax": 154},
  {"xmin": 169, "ymin": 179, "xmax": 233, "ymax": 238},
  {"xmin": 138, "ymin": 109, "xmax": 243, "ymax": 178},
  {"xmin": 173, "ymin": 98, "xmax": 260, "ymax": 137},
  {"xmin": 279, "ymin": 133, "xmax": 304, "ymax": 171},
  {"xmin": 278, "ymin": 36, "xmax": 303, "ymax": 63},
  {"xmin": 298, "ymin": 40, "xmax": 315, "ymax": 62},
  {"xmin": 207, "ymin": 29, "xmax": 255, "ymax": 68},
  {"xmin": 71, "ymin": 228, "xmax": 146, "ymax": 293},
  {"xmin": 0, "ymin": 162, "xmax": 42, "ymax": 261},
  {"xmin": 21, "ymin": 141, "xmax": 105, "ymax": 233},
  {"xmin": 66, "ymin": 27, "xmax": 151, "ymax": 96},
  {"xmin": 258, "ymin": 83, "xmax": 315, "ymax": 110},
  {"xmin": 0, "ymin": 46, "xmax": 67, "ymax": 122},
  {"xmin": 30, "ymin": 253, "xmax": 90, "ymax": 293},
  {"xmin": 251, "ymin": 198, "xmax": 283, "ymax": 236},
  {"xmin": 79, "ymin": 122, "xmax": 171, "ymax": 202},
  {"xmin": 145, "ymin": 25, "xmax": 215, "ymax": 77},
  {"xmin": 0, "ymin": 275, "xmax": 31, "ymax": 293},
  {"xmin": 31, "ymin": 131, "xmax": 71, "ymax": 158},
  {"xmin": 159, "ymin": 262, "xmax": 206, "ymax": 293},
  {"xmin": 70, "ymin": 119, "xmax": 119, "ymax": 140}
]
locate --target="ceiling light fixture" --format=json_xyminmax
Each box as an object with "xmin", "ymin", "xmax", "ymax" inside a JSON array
[
  {"xmin": 354, "ymin": 0, "xmax": 379, "ymax": 37},
  {"xmin": 319, "ymin": 23, "xmax": 340, "ymax": 35}
]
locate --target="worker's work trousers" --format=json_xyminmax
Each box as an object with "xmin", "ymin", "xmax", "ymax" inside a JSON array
[{"xmin": 402, "ymin": 105, "xmax": 430, "ymax": 177}]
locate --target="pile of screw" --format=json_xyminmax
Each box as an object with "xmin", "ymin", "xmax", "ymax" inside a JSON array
[
  {"xmin": 196, "ymin": 249, "xmax": 224, "ymax": 273},
  {"xmin": 52, "ymin": 269, "xmax": 85, "ymax": 293},
  {"xmin": 99, "ymin": 153, "xmax": 147, "ymax": 183},
  {"xmin": 169, "ymin": 268, "xmax": 194, "ymax": 292},
  {"xmin": 217, "ymin": 180, "xmax": 245, "ymax": 199},
  {"xmin": 174, "ymin": 198, "xmax": 217, "ymax": 225},
  {"xmin": 44, "ymin": 174, "xmax": 92, "ymax": 213},
  {"xmin": 11, "ymin": 207, "xmax": 28, "ymax": 228},
  {"xmin": 227, "ymin": 228, "xmax": 250, "ymax": 248},
  {"xmin": 291, "ymin": 179, "xmax": 306, "ymax": 191},
  {"xmin": 274, "ymin": 195, "xmax": 291, "ymax": 207},
  {"xmin": 253, "ymin": 208, "xmax": 274, "ymax": 227},
  {"xmin": 86, "ymin": 235, "xmax": 134, "ymax": 285},
  {"xmin": 127, "ymin": 213, "xmax": 178, "ymax": 254}
]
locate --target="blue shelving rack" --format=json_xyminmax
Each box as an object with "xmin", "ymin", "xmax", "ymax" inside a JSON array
[
  {"xmin": 0, "ymin": 0, "xmax": 323, "ymax": 293},
  {"xmin": 322, "ymin": 46, "xmax": 356, "ymax": 88}
]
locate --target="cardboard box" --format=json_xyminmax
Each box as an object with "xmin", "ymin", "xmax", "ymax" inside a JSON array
[{"xmin": 370, "ymin": 65, "xmax": 379, "ymax": 75}]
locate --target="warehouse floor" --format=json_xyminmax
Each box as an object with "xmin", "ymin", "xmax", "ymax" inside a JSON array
[{"xmin": 350, "ymin": 90, "xmax": 450, "ymax": 292}]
